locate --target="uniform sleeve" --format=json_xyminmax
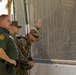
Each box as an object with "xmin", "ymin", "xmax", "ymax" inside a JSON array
[
  {"xmin": 16, "ymin": 37, "xmax": 29, "ymax": 64},
  {"xmin": 20, "ymin": 38, "xmax": 27, "ymax": 46},
  {"xmin": 0, "ymin": 34, "xmax": 7, "ymax": 50},
  {"xmin": 18, "ymin": 42, "xmax": 29, "ymax": 64},
  {"xmin": 19, "ymin": 52, "xmax": 29, "ymax": 64}
]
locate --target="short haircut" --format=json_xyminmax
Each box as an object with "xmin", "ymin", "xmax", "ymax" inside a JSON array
[{"xmin": 0, "ymin": 14, "xmax": 9, "ymax": 21}]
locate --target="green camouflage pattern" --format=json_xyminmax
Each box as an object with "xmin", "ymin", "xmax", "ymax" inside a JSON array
[{"xmin": 14, "ymin": 35, "xmax": 32, "ymax": 75}]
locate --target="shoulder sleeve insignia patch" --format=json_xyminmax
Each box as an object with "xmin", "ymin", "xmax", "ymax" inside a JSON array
[{"xmin": 0, "ymin": 34, "xmax": 4, "ymax": 40}]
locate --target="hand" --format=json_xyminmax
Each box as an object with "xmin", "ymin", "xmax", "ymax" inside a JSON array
[
  {"xmin": 14, "ymin": 59, "xmax": 20, "ymax": 67},
  {"xmin": 28, "ymin": 61, "xmax": 34, "ymax": 67},
  {"xmin": 37, "ymin": 19, "xmax": 42, "ymax": 29},
  {"xmin": 9, "ymin": 59, "xmax": 16, "ymax": 66}
]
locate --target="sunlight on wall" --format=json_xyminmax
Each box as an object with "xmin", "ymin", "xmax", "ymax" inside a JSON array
[
  {"xmin": 0, "ymin": 0, "xmax": 8, "ymax": 15},
  {"xmin": 0, "ymin": 0, "xmax": 13, "ymax": 15}
]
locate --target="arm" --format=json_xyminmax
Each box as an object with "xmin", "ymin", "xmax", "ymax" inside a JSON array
[
  {"xmin": 19, "ymin": 50, "xmax": 34, "ymax": 67},
  {"xmin": 0, "ymin": 48, "xmax": 16, "ymax": 65}
]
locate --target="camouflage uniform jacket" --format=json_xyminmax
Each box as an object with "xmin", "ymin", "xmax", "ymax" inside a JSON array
[{"xmin": 14, "ymin": 35, "xmax": 33, "ymax": 70}]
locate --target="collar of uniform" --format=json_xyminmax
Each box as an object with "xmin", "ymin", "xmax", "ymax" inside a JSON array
[
  {"xmin": 25, "ymin": 35, "xmax": 32, "ymax": 46},
  {"xmin": 0, "ymin": 27, "xmax": 10, "ymax": 34}
]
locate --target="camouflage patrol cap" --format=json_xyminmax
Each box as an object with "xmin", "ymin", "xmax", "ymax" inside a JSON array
[
  {"xmin": 30, "ymin": 27, "xmax": 39, "ymax": 38},
  {"xmin": 11, "ymin": 21, "xmax": 22, "ymax": 28}
]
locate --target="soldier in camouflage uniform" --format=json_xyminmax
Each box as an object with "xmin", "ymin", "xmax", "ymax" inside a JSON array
[{"xmin": 10, "ymin": 20, "xmax": 42, "ymax": 75}]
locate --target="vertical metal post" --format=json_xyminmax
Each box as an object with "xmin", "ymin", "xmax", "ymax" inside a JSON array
[
  {"xmin": 24, "ymin": 0, "xmax": 30, "ymax": 34},
  {"xmin": 12, "ymin": 0, "xmax": 16, "ymax": 21}
]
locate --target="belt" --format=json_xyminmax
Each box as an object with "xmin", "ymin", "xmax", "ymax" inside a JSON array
[{"xmin": 0, "ymin": 59, "xmax": 5, "ymax": 63}]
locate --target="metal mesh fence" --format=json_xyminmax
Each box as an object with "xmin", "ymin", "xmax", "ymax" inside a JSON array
[{"xmin": 28, "ymin": 0, "xmax": 76, "ymax": 62}]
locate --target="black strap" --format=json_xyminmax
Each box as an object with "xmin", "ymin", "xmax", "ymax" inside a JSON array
[{"xmin": 0, "ymin": 59, "xmax": 5, "ymax": 63}]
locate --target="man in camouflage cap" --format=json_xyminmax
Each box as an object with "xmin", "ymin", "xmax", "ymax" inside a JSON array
[
  {"xmin": 29, "ymin": 19, "xmax": 41, "ymax": 41},
  {"xmin": 9, "ymin": 20, "xmax": 23, "ymax": 75}
]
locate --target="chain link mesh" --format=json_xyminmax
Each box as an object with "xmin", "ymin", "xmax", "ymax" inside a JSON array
[{"xmin": 28, "ymin": 0, "xmax": 76, "ymax": 62}]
